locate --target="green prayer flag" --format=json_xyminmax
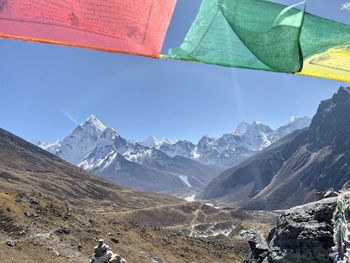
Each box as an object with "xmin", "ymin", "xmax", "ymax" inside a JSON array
[{"xmin": 168, "ymin": 0, "xmax": 350, "ymax": 75}]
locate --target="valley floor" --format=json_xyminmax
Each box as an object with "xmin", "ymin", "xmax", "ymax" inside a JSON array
[{"xmin": 0, "ymin": 192, "xmax": 277, "ymax": 263}]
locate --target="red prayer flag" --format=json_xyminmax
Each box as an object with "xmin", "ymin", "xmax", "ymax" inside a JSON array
[{"xmin": 0, "ymin": 0, "xmax": 176, "ymax": 57}]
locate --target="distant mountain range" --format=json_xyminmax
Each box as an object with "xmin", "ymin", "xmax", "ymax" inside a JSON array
[
  {"xmin": 33, "ymin": 115, "xmax": 310, "ymax": 197},
  {"xmin": 156, "ymin": 117, "xmax": 311, "ymax": 168},
  {"xmin": 34, "ymin": 116, "xmax": 221, "ymax": 196},
  {"xmin": 200, "ymin": 87, "xmax": 350, "ymax": 210}
]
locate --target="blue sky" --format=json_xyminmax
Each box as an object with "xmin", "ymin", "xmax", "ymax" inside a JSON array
[{"xmin": 0, "ymin": 0, "xmax": 349, "ymax": 143}]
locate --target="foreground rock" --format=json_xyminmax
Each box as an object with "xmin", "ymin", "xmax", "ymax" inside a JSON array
[{"xmin": 246, "ymin": 197, "xmax": 338, "ymax": 262}]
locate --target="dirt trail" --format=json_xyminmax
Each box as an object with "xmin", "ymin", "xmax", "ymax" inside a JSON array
[
  {"xmin": 100, "ymin": 201, "xmax": 191, "ymax": 216},
  {"xmin": 189, "ymin": 203, "xmax": 207, "ymax": 237}
]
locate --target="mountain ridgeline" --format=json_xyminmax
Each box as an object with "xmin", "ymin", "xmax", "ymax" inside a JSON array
[
  {"xmin": 0, "ymin": 128, "xmax": 178, "ymax": 210},
  {"xmin": 34, "ymin": 115, "xmax": 310, "ymax": 197},
  {"xmin": 201, "ymin": 87, "xmax": 350, "ymax": 210},
  {"xmin": 145, "ymin": 117, "xmax": 311, "ymax": 168}
]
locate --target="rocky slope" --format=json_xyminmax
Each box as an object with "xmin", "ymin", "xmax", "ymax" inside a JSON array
[
  {"xmin": 35, "ymin": 116, "xmax": 220, "ymax": 196},
  {"xmin": 201, "ymin": 87, "xmax": 350, "ymax": 210}
]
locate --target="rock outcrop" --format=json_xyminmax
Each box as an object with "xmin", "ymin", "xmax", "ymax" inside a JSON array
[{"xmin": 245, "ymin": 197, "xmax": 338, "ymax": 263}]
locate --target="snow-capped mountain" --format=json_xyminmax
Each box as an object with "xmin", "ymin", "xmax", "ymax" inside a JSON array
[
  {"xmin": 158, "ymin": 117, "xmax": 311, "ymax": 168},
  {"xmin": 34, "ymin": 115, "xmax": 310, "ymax": 196},
  {"xmin": 139, "ymin": 135, "xmax": 177, "ymax": 149},
  {"xmin": 36, "ymin": 115, "xmax": 220, "ymax": 195},
  {"xmin": 159, "ymin": 140, "xmax": 197, "ymax": 159},
  {"xmin": 231, "ymin": 120, "xmax": 273, "ymax": 151},
  {"xmin": 270, "ymin": 116, "xmax": 312, "ymax": 141},
  {"xmin": 41, "ymin": 115, "xmax": 111, "ymax": 165}
]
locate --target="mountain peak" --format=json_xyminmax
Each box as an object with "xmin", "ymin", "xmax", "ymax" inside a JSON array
[
  {"xmin": 142, "ymin": 135, "xmax": 160, "ymax": 148},
  {"xmin": 253, "ymin": 120, "xmax": 264, "ymax": 126},
  {"xmin": 233, "ymin": 122, "xmax": 251, "ymax": 136},
  {"xmin": 234, "ymin": 121, "xmax": 272, "ymax": 136},
  {"xmin": 328, "ymin": 86, "xmax": 350, "ymax": 107},
  {"xmin": 148, "ymin": 135, "xmax": 157, "ymax": 141},
  {"xmin": 338, "ymin": 86, "xmax": 350, "ymax": 96},
  {"xmin": 140, "ymin": 135, "xmax": 177, "ymax": 148},
  {"xmin": 309, "ymin": 87, "xmax": 350, "ymax": 149},
  {"xmin": 81, "ymin": 115, "xmax": 106, "ymax": 132}
]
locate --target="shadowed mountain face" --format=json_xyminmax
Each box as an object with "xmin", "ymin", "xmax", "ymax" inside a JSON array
[
  {"xmin": 0, "ymin": 128, "xmax": 178, "ymax": 210},
  {"xmin": 200, "ymin": 87, "xmax": 350, "ymax": 210}
]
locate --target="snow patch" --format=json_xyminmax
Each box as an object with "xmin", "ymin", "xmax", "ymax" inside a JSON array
[
  {"xmin": 190, "ymin": 176, "xmax": 206, "ymax": 186},
  {"xmin": 179, "ymin": 175, "xmax": 192, "ymax": 187},
  {"xmin": 192, "ymin": 148, "xmax": 201, "ymax": 159},
  {"xmin": 185, "ymin": 194, "xmax": 196, "ymax": 202},
  {"xmin": 191, "ymin": 223, "xmax": 236, "ymax": 238},
  {"xmin": 205, "ymin": 203, "xmax": 221, "ymax": 209}
]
